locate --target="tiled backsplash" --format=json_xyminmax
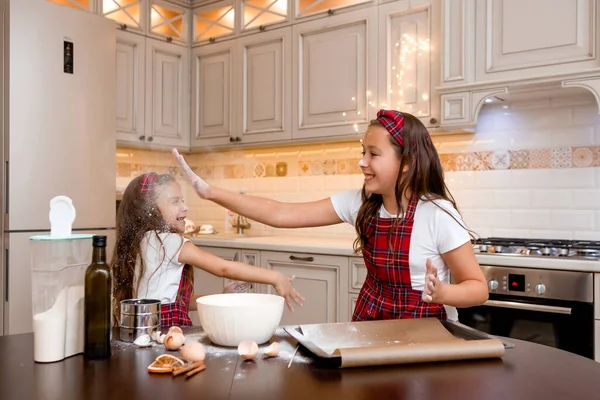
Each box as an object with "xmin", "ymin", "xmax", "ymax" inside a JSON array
[{"xmin": 116, "ymin": 94, "xmax": 600, "ymax": 240}]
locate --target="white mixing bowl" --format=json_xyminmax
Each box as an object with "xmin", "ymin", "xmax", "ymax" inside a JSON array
[{"xmin": 196, "ymin": 293, "xmax": 284, "ymax": 346}]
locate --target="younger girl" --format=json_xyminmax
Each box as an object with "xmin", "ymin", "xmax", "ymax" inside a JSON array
[
  {"xmin": 173, "ymin": 109, "xmax": 487, "ymax": 322},
  {"xmin": 112, "ymin": 173, "xmax": 304, "ymax": 327}
]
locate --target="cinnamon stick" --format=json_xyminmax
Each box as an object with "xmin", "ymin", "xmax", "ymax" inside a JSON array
[
  {"xmin": 172, "ymin": 361, "xmax": 204, "ymax": 377},
  {"xmin": 184, "ymin": 364, "xmax": 207, "ymax": 379}
]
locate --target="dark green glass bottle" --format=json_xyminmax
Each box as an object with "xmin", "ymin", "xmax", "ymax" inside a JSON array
[{"xmin": 84, "ymin": 235, "xmax": 111, "ymax": 359}]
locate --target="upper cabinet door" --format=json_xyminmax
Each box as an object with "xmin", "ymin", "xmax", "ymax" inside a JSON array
[
  {"xmin": 294, "ymin": 0, "xmax": 373, "ymax": 20},
  {"xmin": 148, "ymin": 0, "xmax": 189, "ymax": 44},
  {"xmin": 46, "ymin": 0, "xmax": 96, "ymax": 12},
  {"xmin": 101, "ymin": 0, "xmax": 146, "ymax": 33},
  {"xmin": 440, "ymin": 0, "xmax": 474, "ymax": 86},
  {"xmin": 292, "ymin": 8, "xmax": 378, "ymax": 140},
  {"xmin": 192, "ymin": 1, "xmax": 236, "ymax": 45},
  {"xmin": 378, "ymin": 0, "xmax": 441, "ymax": 129},
  {"xmin": 115, "ymin": 30, "xmax": 146, "ymax": 145},
  {"xmin": 191, "ymin": 41, "xmax": 236, "ymax": 148},
  {"xmin": 236, "ymin": 27, "xmax": 292, "ymax": 144},
  {"xmin": 239, "ymin": 0, "xmax": 290, "ymax": 33},
  {"xmin": 145, "ymin": 38, "xmax": 190, "ymax": 148},
  {"xmin": 475, "ymin": 0, "xmax": 600, "ymax": 82}
]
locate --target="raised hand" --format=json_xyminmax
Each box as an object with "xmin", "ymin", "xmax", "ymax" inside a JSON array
[
  {"xmin": 422, "ymin": 258, "xmax": 443, "ymax": 303},
  {"xmin": 274, "ymin": 274, "xmax": 305, "ymax": 312},
  {"xmin": 172, "ymin": 148, "xmax": 210, "ymax": 199}
]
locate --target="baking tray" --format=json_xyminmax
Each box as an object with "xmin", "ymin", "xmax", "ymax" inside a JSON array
[{"xmin": 283, "ymin": 318, "xmax": 514, "ymax": 368}]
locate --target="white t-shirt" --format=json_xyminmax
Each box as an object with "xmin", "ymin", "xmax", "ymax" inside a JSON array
[
  {"xmin": 330, "ymin": 189, "xmax": 471, "ymax": 320},
  {"xmin": 135, "ymin": 231, "xmax": 190, "ymax": 304}
]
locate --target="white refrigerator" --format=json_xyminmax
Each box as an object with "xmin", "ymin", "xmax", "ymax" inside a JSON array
[{"xmin": 1, "ymin": 0, "xmax": 117, "ymax": 335}]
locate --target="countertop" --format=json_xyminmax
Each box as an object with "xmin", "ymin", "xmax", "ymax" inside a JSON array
[
  {"xmin": 190, "ymin": 234, "xmax": 600, "ymax": 272},
  {"xmin": 1, "ymin": 326, "xmax": 600, "ymax": 399}
]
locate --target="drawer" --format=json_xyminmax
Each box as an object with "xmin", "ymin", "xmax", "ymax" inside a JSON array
[
  {"xmin": 596, "ymin": 320, "xmax": 600, "ymax": 363},
  {"xmin": 349, "ymin": 257, "xmax": 367, "ymax": 294}
]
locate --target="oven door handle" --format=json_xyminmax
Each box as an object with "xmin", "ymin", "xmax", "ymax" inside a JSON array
[{"xmin": 484, "ymin": 300, "xmax": 572, "ymax": 315}]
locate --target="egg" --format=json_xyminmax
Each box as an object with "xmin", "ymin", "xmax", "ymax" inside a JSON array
[
  {"xmin": 263, "ymin": 342, "xmax": 280, "ymax": 358},
  {"xmin": 164, "ymin": 331, "xmax": 185, "ymax": 351},
  {"xmin": 237, "ymin": 340, "xmax": 258, "ymax": 360},
  {"xmin": 168, "ymin": 326, "xmax": 183, "ymax": 334},
  {"xmin": 180, "ymin": 343, "xmax": 206, "ymax": 362}
]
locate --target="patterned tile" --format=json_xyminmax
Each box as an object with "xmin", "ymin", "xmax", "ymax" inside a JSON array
[
  {"xmin": 510, "ymin": 150, "xmax": 529, "ymax": 169},
  {"xmin": 348, "ymin": 158, "xmax": 362, "ymax": 174},
  {"xmin": 298, "ymin": 161, "xmax": 311, "ymax": 176},
  {"xmin": 528, "ymin": 149, "xmax": 551, "ymax": 169},
  {"xmin": 491, "ymin": 150, "xmax": 511, "ymax": 170},
  {"xmin": 550, "ymin": 147, "xmax": 572, "ymax": 168},
  {"xmin": 254, "ymin": 163, "xmax": 266, "ymax": 178},
  {"xmin": 265, "ymin": 163, "xmax": 276, "ymax": 177},
  {"xmin": 311, "ymin": 161, "xmax": 324, "ymax": 176},
  {"xmin": 323, "ymin": 160, "xmax": 336, "ymax": 175},
  {"xmin": 336, "ymin": 159, "xmax": 351, "ymax": 175},
  {"xmin": 276, "ymin": 162, "xmax": 288, "ymax": 177},
  {"xmin": 572, "ymin": 147, "xmax": 593, "ymax": 167},
  {"xmin": 593, "ymin": 146, "xmax": 600, "ymax": 167},
  {"xmin": 224, "ymin": 165, "xmax": 235, "ymax": 179}
]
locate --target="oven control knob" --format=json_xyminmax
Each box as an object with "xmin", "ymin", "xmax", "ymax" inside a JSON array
[
  {"xmin": 488, "ymin": 280, "xmax": 499, "ymax": 291},
  {"xmin": 535, "ymin": 283, "xmax": 546, "ymax": 295}
]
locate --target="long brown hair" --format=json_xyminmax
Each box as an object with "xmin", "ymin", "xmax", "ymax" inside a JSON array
[
  {"xmin": 353, "ymin": 113, "xmax": 474, "ymax": 253},
  {"xmin": 111, "ymin": 173, "xmax": 194, "ymax": 325}
]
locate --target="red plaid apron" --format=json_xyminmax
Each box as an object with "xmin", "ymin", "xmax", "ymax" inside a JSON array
[
  {"xmin": 160, "ymin": 265, "xmax": 193, "ymax": 327},
  {"xmin": 353, "ymin": 195, "xmax": 447, "ymax": 321}
]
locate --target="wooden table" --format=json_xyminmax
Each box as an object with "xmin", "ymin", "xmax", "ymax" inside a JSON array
[{"xmin": 1, "ymin": 327, "xmax": 599, "ymax": 400}]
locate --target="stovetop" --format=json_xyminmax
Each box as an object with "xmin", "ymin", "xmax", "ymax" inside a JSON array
[{"xmin": 472, "ymin": 237, "xmax": 600, "ymax": 261}]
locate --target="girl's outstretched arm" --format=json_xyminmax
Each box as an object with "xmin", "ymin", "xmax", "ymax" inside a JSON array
[
  {"xmin": 179, "ymin": 242, "xmax": 305, "ymax": 311},
  {"xmin": 173, "ymin": 149, "xmax": 342, "ymax": 228},
  {"xmin": 423, "ymin": 242, "xmax": 488, "ymax": 308}
]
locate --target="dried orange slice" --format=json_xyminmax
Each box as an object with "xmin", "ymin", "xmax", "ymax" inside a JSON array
[{"xmin": 148, "ymin": 354, "xmax": 186, "ymax": 374}]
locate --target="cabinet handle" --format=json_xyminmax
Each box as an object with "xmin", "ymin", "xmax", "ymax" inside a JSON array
[
  {"xmin": 4, "ymin": 248, "xmax": 8, "ymax": 302},
  {"xmin": 289, "ymin": 255, "xmax": 314, "ymax": 262},
  {"xmin": 430, "ymin": 117, "xmax": 438, "ymax": 125},
  {"xmin": 259, "ymin": 25, "xmax": 266, "ymax": 31},
  {"xmin": 147, "ymin": 136, "xmax": 154, "ymax": 142},
  {"xmin": 166, "ymin": 37, "xmax": 173, "ymax": 43},
  {"xmin": 209, "ymin": 37, "xmax": 216, "ymax": 43},
  {"xmin": 235, "ymin": 137, "xmax": 241, "ymax": 142},
  {"xmin": 327, "ymin": 9, "xmax": 334, "ymax": 15},
  {"xmin": 120, "ymin": 24, "xmax": 128, "ymax": 31},
  {"xmin": 139, "ymin": 135, "xmax": 145, "ymax": 141},
  {"xmin": 229, "ymin": 137, "xmax": 235, "ymax": 142}
]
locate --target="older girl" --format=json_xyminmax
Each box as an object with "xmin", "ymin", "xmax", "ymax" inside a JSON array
[{"xmin": 173, "ymin": 110, "xmax": 487, "ymax": 321}]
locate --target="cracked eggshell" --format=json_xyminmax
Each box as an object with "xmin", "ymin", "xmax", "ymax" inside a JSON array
[
  {"xmin": 164, "ymin": 331, "xmax": 185, "ymax": 351},
  {"xmin": 134, "ymin": 334, "xmax": 152, "ymax": 348},
  {"xmin": 238, "ymin": 340, "xmax": 258, "ymax": 360},
  {"xmin": 168, "ymin": 326, "xmax": 183, "ymax": 335},
  {"xmin": 180, "ymin": 343, "xmax": 206, "ymax": 362},
  {"xmin": 263, "ymin": 342, "xmax": 280, "ymax": 357}
]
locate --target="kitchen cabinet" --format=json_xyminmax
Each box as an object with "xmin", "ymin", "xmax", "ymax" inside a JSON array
[
  {"xmin": 239, "ymin": 0, "xmax": 290, "ymax": 33},
  {"xmin": 261, "ymin": 250, "xmax": 349, "ymax": 325},
  {"xmin": 101, "ymin": 0, "xmax": 146, "ymax": 33},
  {"xmin": 349, "ymin": 293, "xmax": 358, "ymax": 320},
  {"xmin": 191, "ymin": 40, "xmax": 236, "ymax": 148},
  {"xmin": 47, "ymin": 0, "xmax": 96, "ymax": 12},
  {"xmin": 191, "ymin": 27, "xmax": 292, "ymax": 148},
  {"xmin": 474, "ymin": 0, "xmax": 599, "ymax": 83},
  {"xmin": 596, "ymin": 320, "xmax": 600, "ymax": 362},
  {"xmin": 294, "ymin": 0, "xmax": 373, "ymax": 20},
  {"xmin": 193, "ymin": 247, "xmax": 261, "ymax": 296},
  {"xmin": 378, "ymin": 0, "xmax": 441, "ymax": 130},
  {"xmin": 349, "ymin": 256, "xmax": 366, "ymax": 293},
  {"xmin": 148, "ymin": 0, "xmax": 188, "ymax": 44},
  {"xmin": 192, "ymin": 0, "xmax": 236, "ymax": 45},
  {"xmin": 115, "ymin": 30, "xmax": 146, "ymax": 143},
  {"xmin": 144, "ymin": 37, "xmax": 190, "ymax": 148},
  {"xmin": 292, "ymin": 8, "xmax": 378, "ymax": 140}
]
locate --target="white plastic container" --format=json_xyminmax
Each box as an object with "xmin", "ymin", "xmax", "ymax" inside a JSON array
[{"xmin": 30, "ymin": 196, "xmax": 93, "ymax": 363}]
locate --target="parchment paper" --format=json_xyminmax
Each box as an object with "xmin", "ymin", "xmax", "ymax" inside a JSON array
[{"xmin": 295, "ymin": 318, "xmax": 506, "ymax": 368}]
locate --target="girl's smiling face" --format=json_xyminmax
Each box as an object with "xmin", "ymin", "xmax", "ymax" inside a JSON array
[
  {"xmin": 360, "ymin": 125, "xmax": 402, "ymax": 199},
  {"xmin": 155, "ymin": 181, "xmax": 188, "ymax": 232}
]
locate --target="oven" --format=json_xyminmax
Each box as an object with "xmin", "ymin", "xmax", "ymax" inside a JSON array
[{"xmin": 456, "ymin": 265, "xmax": 595, "ymax": 359}]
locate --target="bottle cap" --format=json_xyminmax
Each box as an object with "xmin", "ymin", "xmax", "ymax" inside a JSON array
[{"xmin": 93, "ymin": 235, "xmax": 107, "ymax": 247}]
